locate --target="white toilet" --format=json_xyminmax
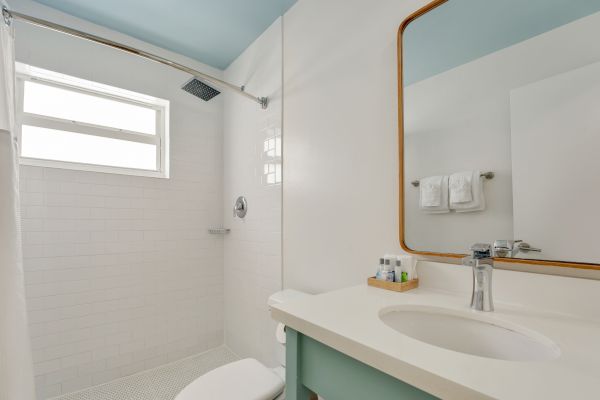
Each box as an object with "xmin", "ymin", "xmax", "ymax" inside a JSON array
[{"xmin": 175, "ymin": 289, "xmax": 309, "ymax": 400}]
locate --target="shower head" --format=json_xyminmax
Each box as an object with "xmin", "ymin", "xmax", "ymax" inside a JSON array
[{"xmin": 182, "ymin": 78, "xmax": 221, "ymax": 101}]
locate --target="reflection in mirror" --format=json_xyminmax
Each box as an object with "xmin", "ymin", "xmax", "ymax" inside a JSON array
[{"xmin": 402, "ymin": 0, "xmax": 600, "ymax": 265}]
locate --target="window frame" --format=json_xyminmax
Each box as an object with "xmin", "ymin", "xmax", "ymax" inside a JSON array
[{"xmin": 15, "ymin": 63, "xmax": 170, "ymax": 178}]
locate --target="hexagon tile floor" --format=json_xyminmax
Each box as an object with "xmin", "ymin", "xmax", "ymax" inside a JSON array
[{"xmin": 51, "ymin": 347, "xmax": 239, "ymax": 400}]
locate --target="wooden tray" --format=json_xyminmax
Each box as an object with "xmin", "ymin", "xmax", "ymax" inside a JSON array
[{"xmin": 367, "ymin": 277, "xmax": 419, "ymax": 292}]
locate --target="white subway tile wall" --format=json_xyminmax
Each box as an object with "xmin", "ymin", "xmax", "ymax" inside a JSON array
[
  {"xmin": 222, "ymin": 18, "xmax": 283, "ymax": 367},
  {"xmin": 14, "ymin": 3, "xmax": 228, "ymax": 398},
  {"xmin": 20, "ymin": 106, "xmax": 224, "ymax": 399},
  {"xmin": 14, "ymin": 2, "xmax": 285, "ymax": 398}
]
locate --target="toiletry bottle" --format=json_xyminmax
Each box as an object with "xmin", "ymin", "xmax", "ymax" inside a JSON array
[
  {"xmin": 375, "ymin": 258, "xmax": 384, "ymax": 279},
  {"xmin": 400, "ymin": 260, "xmax": 408, "ymax": 282},
  {"xmin": 395, "ymin": 260, "xmax": 408, "ymax": 283},
  {"xmin": 398, "ymin": 255, "xmax": 415, "ymax": 281},
  {"xmin": 378, "ymin": 259, "xmax": 394, "ymax": 282}
]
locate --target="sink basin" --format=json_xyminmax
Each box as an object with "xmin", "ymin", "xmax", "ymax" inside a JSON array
[{"xmin": 380, "ymin": 305, "xmax": 560, "ymax": 361}]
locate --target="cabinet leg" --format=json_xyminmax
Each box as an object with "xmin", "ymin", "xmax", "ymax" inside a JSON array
[{"xmin": 286, "ymin": 328, "xmax": 318, "ymax": 400}]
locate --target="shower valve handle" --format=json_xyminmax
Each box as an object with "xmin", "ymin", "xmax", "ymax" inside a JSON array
[{"xmin": 233, "ymin": 196, "xmax": 247, "ymax": 218}]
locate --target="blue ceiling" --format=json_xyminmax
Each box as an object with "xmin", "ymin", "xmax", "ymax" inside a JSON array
[
  {"xmin": 32, "ymin": 0, "xmax": 297, "ymax": 70},
  {"xmin": 403, "ymin": 0, "xmax": 600, "ymax": 85}
]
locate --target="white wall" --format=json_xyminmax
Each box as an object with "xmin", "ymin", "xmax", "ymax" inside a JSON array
[
  {"xmin": 282, "ymin": 0, "xmax": 427, "ymax": 293},
  {"xmin": 13, "ymin": 1, "xmax": 225, "ymax": 398},
  {"xmin": 511, "ymin": 61, "xmax": 600, "ymax": 263},
  {"xmin": 223, "ymin": 19, "xmax": 283, "ymax": 367},
  {"xmin": 282, "ymin": 0, "xmax": 600, "ymax": 290},
  {"xmin": 404, "ymin": 11, "xmax": 600, "ymax": 255}
]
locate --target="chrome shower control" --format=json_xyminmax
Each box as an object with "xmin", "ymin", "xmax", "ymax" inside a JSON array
[{"xmin": 233, "ymin": 196, "xmax": 247, "ymax": 218}]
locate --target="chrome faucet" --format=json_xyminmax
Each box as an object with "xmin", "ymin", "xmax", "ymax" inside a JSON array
[{"xmin": 463, "ymin": 243, "xmax": 494, "ymax": 312}]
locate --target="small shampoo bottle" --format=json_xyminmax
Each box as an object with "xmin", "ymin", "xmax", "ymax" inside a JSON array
[{"xmin": 395, "ymin": 259, "xmax": 408, "ymax": 283}]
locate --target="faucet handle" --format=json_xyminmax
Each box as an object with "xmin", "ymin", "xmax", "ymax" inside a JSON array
[
  {"xmin": 516, "ymin": 242, "xmax": 541, "ymax": 253},
  {"xmin": 493, "ymin": 240, "xmax": 518, "ymax": 257},
  {"xmin": 494, "ymin": 239, "xmax": 517, "ymax": 250},
  {"xmin": 470, "ymin": 243, "xmax": 492, "ymax": 259},
  {"xmin": 493, "ymin": 240, "xmax": 541, "ymax": 257}
]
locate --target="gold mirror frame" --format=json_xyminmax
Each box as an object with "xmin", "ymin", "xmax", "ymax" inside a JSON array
[{"xmin": 397, "ymin": 0, "xmax": 600, "ymax": 271}]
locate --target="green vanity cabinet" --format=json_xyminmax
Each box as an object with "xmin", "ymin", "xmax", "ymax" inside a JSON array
[{"xmin": 286, "ymin": 328, "xmax": 439, "ymax": 400}]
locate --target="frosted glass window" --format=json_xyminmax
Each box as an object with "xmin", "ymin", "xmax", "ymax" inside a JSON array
[
  {"xmin": 21, "ymin": 126, "xmax": 157, "ymax": 170},
  {"xmin": 16, "ymin": 63, "xmax": 169, "ymax": 177},
  {"xmin": 24, "ymin": 81, "xmax": 157, "ymax": 135}
]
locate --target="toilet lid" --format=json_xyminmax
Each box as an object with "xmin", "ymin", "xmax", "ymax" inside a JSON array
[{"xmin": 175, "ymin": 358, "xmax": 284, "ymax": 400}]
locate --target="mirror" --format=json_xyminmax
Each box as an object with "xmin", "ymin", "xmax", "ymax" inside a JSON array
[{"xmin": 400, "ymin": 0, "xmax": 600, "ymax": 267}]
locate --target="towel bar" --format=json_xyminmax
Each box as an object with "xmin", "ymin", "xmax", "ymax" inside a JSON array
[
  {"xmin": 411, "ymin": 171, "xmax": 494, "ymax": 187},
  {"xmin": 208, "ymin": 228, "xmax": 231, "ymax": 234}
]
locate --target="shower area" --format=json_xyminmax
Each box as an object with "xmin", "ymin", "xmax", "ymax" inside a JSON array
[{"xmin": 1, "ymin": 1, "xmax": 283, "ymax": 399}]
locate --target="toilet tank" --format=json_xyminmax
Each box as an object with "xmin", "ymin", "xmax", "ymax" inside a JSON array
[
  {"xmin": 268, "ymin": 289, "xmax": 310, "ymax": 367},
  {"xmin": 268, "ymin": 289, "xmax": 309, "ymax": 308}
]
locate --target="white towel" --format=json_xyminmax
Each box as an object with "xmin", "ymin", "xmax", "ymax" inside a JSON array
[
  {"xmin": 420, "ymin": 176, "xmax": 449, "ymax": 213},
  {"xmin": 420, "ymin": 175, "xmax": 442, "ymax": 207},
  {"xmin": 449, "ymin": 171, "xmax": 473, "ymax": 204},
  {"xmin": 452, "ymin": 170, "xmax": 485, "ymax": 212}
]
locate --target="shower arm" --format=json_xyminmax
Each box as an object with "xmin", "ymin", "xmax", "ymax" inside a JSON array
[{"xmin": 1, "ymin": 7, "xmax": 269, "ymax": 109}]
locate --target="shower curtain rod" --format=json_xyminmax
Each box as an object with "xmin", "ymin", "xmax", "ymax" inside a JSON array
[{"xmin": 1, "ymin": 7, "xmax": 269, "ymax": 109}]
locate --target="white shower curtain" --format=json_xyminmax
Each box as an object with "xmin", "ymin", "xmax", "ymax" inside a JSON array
[{"xmin": 0, "ymin": 5, "xmax": 36, "ymax": 400}]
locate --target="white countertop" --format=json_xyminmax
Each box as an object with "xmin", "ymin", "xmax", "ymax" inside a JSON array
[{"xmin": 271, "ymin": 262, "xmax": 600, "ymax": 400}]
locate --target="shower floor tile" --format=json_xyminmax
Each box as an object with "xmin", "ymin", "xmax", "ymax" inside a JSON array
[{"xmin": 51, "ymin": 346, "xmax": 239, "ymax": 400}]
